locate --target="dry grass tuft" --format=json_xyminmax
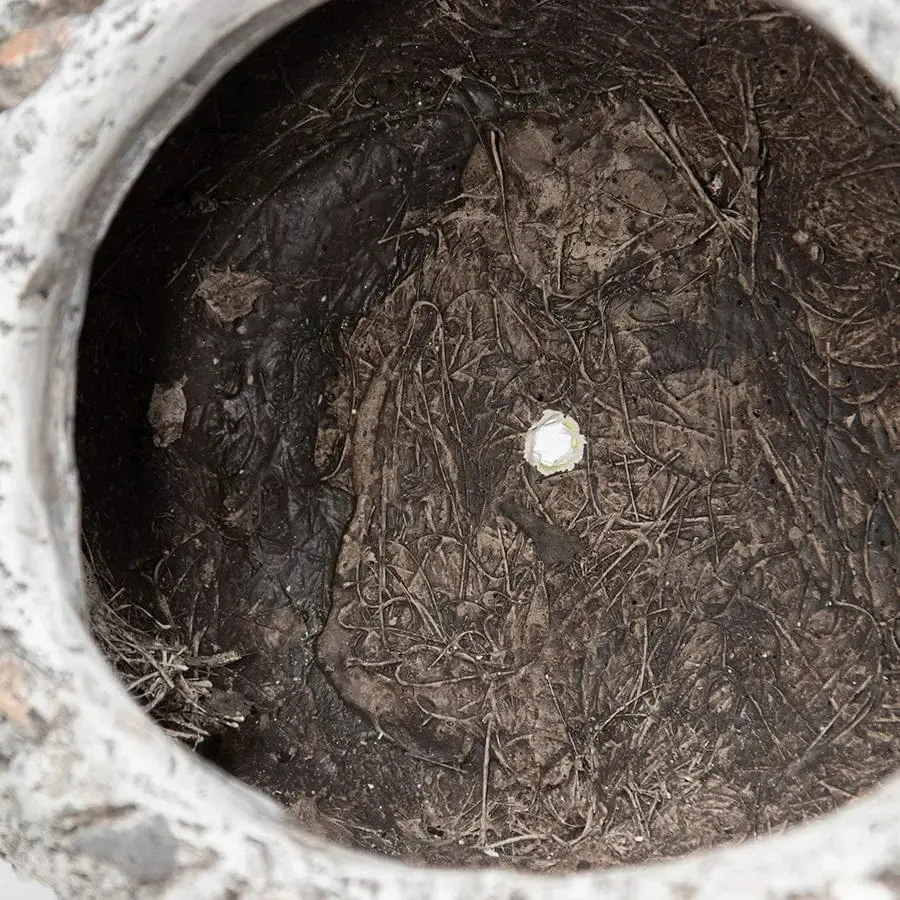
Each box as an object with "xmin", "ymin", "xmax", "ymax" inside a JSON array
[{"xmin": 86, "ymin": 547, "xmax": 247, "ymax": 748}]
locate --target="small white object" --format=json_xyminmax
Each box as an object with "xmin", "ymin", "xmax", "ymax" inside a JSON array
[{"xmin": 523, "ymin": 409, "xmax": 585, "ymax": 476}]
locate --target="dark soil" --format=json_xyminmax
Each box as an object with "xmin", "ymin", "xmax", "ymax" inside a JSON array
[{"xmin": 78, "ymin": 0, "xmax": 900, "ymax": 873}]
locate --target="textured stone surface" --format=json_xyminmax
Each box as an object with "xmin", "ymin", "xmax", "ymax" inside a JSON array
[
  {"xmin": 73, "ymin": 815, "xmax": 179, "ymax": 885},
  {"xmin": 789, "ymin": 0, "xmax": 900, "ymax": 96},
  {"xmin": 0, "ymin": 1, "xmax": 104, "ymax": 109},
  {"xmin": 0, "ymin": 19, "xmax": 68, "ymax": 110}
]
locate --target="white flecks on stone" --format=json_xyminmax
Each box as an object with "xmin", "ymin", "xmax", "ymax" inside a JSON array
[
  {"xmin": 832, "ymin": 880, "xmax": 895, "ymax": 900},
  {"xmin": 523, "ymin": 409, "xmax": 585, "ymax": 476}
]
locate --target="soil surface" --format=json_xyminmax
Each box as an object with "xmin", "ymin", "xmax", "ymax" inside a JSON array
[{"xmin": 78, "ymin": 0, "xmax": 900, "ymax": 873}]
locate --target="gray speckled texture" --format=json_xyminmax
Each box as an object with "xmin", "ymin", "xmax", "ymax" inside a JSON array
[
  {"xmin": 0, "ymin": 0, "xmax": 898, "ymax": 898},
  {"xmin": 789, "ymin": 0, "xmax": 900, "ymax": 97}
]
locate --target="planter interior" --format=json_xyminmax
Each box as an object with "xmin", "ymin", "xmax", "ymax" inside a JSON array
[{"xmin": 76, "ymin": 0, "xmax": 900, "ymax": 873}]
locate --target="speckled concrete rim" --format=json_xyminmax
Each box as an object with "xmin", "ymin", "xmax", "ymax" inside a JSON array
[{"xmin": 0, "ymin": 1, "xmax": 898, "ymax": 897}]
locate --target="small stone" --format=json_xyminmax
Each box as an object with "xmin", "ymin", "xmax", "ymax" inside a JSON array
[
  {"xmin": 0, "ymin": 19, "xmax": 68, "ymax": 110},
  {"xmin": 195, "ymin": 269, "xmax": 269, "ymax": 325},
  {"xmin": 146, "ymin": 379, "xmax": 186, "ymax": 448}
]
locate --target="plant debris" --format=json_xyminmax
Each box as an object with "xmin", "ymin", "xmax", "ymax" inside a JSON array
[
  {"xmin": 86, "ymin": 548, "xmax": 249, "ymax": 747},
  {"xmin": 316, "ymin": 85, "xmax": 900, "ymax": 868}
]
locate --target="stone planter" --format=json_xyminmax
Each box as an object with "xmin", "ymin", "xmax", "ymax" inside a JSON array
[{"xmin": 0, "ymin": 0, "xmax": 898, "ymax": 897}]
